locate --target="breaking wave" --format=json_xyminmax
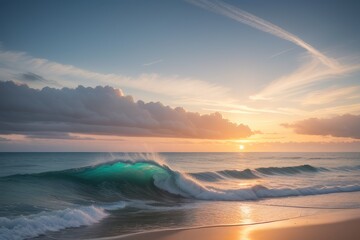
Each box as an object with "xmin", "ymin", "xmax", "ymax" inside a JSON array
[
  {"xmin": 3, "ymin": 160, "xmax": 359, "ymax": 202},
  {"xmin": 0, "ymin": 202, "xmax": 126, "ymax": 240}
]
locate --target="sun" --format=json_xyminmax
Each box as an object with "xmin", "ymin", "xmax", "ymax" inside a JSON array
[{"xmin": 239, "ymin": 145, "xmax": 245, "ymax": 151}]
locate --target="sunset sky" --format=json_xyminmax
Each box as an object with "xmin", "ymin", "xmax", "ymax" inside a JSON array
[{"xmin": 1, "ymin": 0, "xmax": 360, "ymax": 152}]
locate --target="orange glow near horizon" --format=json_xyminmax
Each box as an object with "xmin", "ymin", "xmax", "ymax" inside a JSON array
[{"xmin": 1, "ymin": 133, "xmax": 359, "ymax": 152}]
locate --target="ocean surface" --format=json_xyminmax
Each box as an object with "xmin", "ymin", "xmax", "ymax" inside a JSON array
[{"xmin": 1, "ymin": 152, "xmax": 360, "ymax": 240}]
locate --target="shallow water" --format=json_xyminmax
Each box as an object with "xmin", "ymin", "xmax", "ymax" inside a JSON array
[{"xmin": 0, "ymin": 152, "xmax": 359, "ymax": 240}]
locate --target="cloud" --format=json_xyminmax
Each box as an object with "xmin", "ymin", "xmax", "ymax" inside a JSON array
[
  {"xmin": 316, "ymin": 103, "xmax": 360, "ymax": 116},
  {"xmin": 0, "ymin": 137, "xmax": 10, "ymax": 141},
  {"xmin": 301, "ymin": 86, "xmax": 360, "ymax": 105},
  {"xmin": 0, "ymin": 49, "xmax": 291, "ymax": 120},
  {"xmin": 250, "ymin": 56, "xmax": 359, "ymax": 100},
  {"xmin": 18, "ymin": 72, "xmax": 61, "ymax": 87},
  {"xmin": 0, "ymin": 81, "xmax": 253, "ymax": 139},
  {"xmin": 283, "ymin": 114, "xmax": 360, "ymax": 139},
  {"xmin": 189, "ymin": 0, "xmax": 360, "ymax": 100},
  {"xmin": 246, "ymin": 141, "xmax": 360, "ymax": 152},
  {"xmin": 269, "ymin": 48, "xmax": 294, "ymax": 59},
  {"xmin": 143, "ymin": 59, "xmax": 163, "ymax": 66},
  {"xmin": 190, "ymin": 0, "xmax": 339, "ymax": 68},
  {"xmin": 20, "ymin": 72, "xmax": 46, "ymax": 82},
  {"xmin": 188, "ymin": 0, "xmax": 338, "ymax": 67},
  {"xmin": 24, "ymin": 132, "xmax": 96, "ymax": 140},
  {"xmin": 0, "ymin": 50, "xmax": 231, "ymax": 104}
]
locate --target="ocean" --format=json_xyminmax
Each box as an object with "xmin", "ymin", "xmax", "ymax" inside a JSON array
[{"xmin": 1, "ymin": 152, "xmax": 360, "ymax": 240}]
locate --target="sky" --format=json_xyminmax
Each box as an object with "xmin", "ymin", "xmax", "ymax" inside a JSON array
[{"xmin": 0, "ymin": 0, "xmax": 360, "ymax": 152}]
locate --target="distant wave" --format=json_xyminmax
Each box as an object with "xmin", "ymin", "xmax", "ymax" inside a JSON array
[
  {"xmin": 191, "ymin": 164, "xmax": 326, "ymax": 181},
  {"xmin": 334, "ymin": 165, "xmax": 360, "ymax": 171},
  {"xmin": 255, "ymin": 164, "xmax": 327, "ymax": 175}
]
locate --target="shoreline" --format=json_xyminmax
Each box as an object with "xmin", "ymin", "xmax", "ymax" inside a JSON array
[{"xmin": 93, "ymin": 209, "xmax": 360, "ymax": 240}]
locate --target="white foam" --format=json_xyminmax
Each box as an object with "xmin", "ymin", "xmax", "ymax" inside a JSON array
[
  {"xmin": 0, "ymin": 202, "xmax": 126, "ymax": 240},
  {"xmin": 101, "ymin": 201, "xmax": 127, "ymax": 211},
  {"xmin": 153, "ymin": 168, "xmax": 360, "ymax": 201}
]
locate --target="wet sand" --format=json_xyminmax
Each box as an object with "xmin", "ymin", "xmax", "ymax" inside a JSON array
[{"xmin": 102, "ymin": 209, "xmax": 360, "ymax": 240}]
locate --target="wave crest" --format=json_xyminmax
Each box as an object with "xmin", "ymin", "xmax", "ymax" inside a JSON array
[{"xmin": 2, "ymin": 161, "xmax": 359, "ymax": 203}]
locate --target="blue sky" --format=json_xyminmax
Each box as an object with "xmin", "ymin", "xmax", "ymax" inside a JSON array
[
  {"xmin": 0, "ymin": 0, "xmax": 360, "ymax": 151},
  {"xmin": 1, "ymin": 0, "xmax": 359, "ymax": 84}
]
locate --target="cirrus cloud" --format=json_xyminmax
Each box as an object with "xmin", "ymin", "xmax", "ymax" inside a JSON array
[
  {"xmin": 0, "ymin": 81, "xmax": 253, "ymax": 139},
  {"xmin": 189, "ymin": 0, "xmax": 360, "ymax": 101}
]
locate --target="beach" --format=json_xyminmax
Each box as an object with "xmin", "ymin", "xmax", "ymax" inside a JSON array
[{"xmin": 114, "ymin": 209, "xmax": 360, "ymax": 240}]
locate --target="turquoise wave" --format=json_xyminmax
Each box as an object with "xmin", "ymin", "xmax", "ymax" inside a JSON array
[{"xmin": 2, "ymin": 161, "xmax": 360, "ymax": 204}]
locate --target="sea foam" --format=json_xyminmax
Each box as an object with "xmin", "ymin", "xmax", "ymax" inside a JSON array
[{"xmin": 0, "ymin": 202, "xmax": 126, "ymax": 240}]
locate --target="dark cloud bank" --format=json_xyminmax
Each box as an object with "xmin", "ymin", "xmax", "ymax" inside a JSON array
[
  {"xmin": 283, "ymin": 114, "xmax": 360, "ymax": 139},
  {"xmin": 0, "ymin": 81, "xmax": 253, "ymax": 139}
]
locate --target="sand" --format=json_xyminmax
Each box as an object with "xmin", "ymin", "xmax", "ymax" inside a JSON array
[{"xmin": 98, "ymin": 209, "xmax": 360, "ymax": 240}]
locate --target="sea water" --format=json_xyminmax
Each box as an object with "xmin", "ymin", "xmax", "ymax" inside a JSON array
[{"xmin": 0, "ymin": 152, "xmax": 359, "ymax": 240}]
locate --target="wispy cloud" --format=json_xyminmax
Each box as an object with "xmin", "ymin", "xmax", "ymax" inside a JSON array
[
  {"xmin": 143, "ymin": 59, "xmax": 163, "ymax": 66},
  {"xmin": 250, "ymin": 57, "xmax": 358, "ymax": 100},
  {"xmin": 276, "ymin": 102, "xmax": 360, "ymax": 118},
  {"xmin": 202, "ymin": 103, "xmax": 289, "ymax": 115},
  {"xmin": 301, "ymin": 86, "xmax": 360, "ymax": 105},
  {"xmin": 269, "ymin": 48, "xmax": 294, "ymax": 59},
  {"xmin": 314, "ymin": 103, "xmax": 360, "ymax": 116},
  {"xmin": 188, "ymin": 0, "xmax": 360, "ymax": 100},
  {"xmin": 24, "ymin": 132, "xmax": 96, "ymax": 140},
  {"xmin": 177, "ymin": 97, "xmax": 289, "ymax": 115},
  {"xmin": 18, "ymin": 72, "xmax": 62, "ymax": 87},
  {"xmin": 188, "ymin": 0, "xmax": 338, "ymax": 67},
  {"xmin": 0, "ymin": 136, "xmax": 10, "ymax": 142},
  {"xmin": 0, "ymin": 50, "xmax": 230, "ymax": 103},
  {"xmin": 0, "ymin": 49, "xmax": 283, "ymax": 119}
]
